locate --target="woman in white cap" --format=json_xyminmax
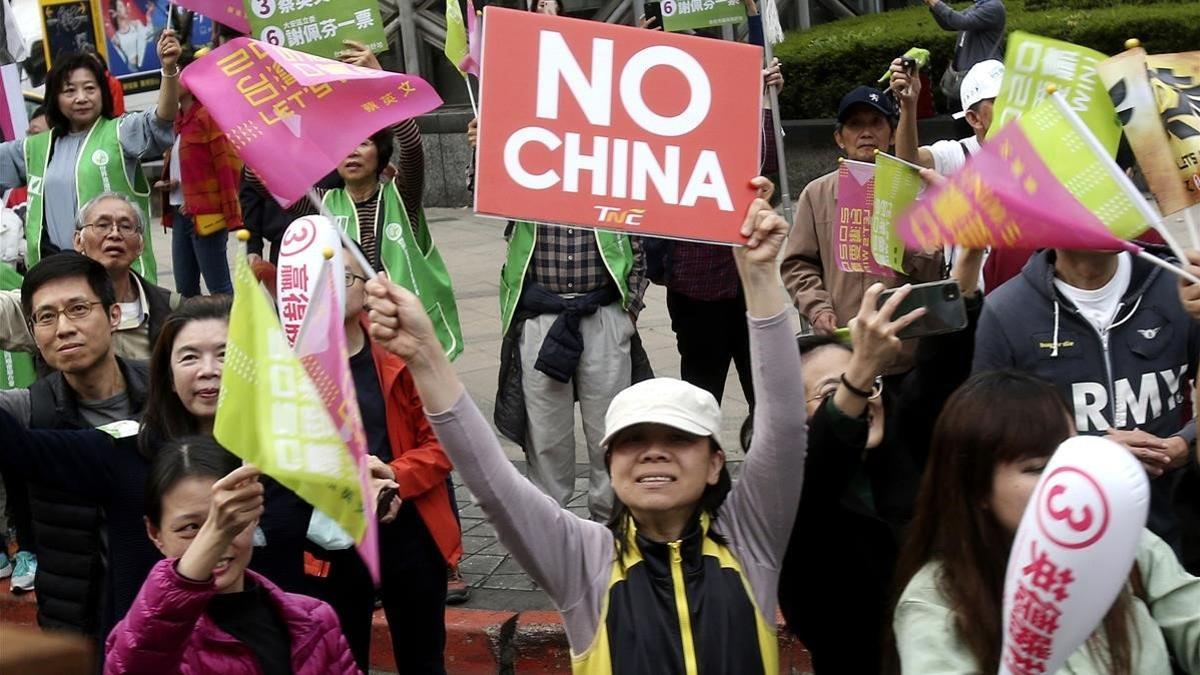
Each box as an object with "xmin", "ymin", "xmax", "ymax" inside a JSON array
[{"xmin": 364, "ymin": 178, "xmax": 806, "ymax": 674}]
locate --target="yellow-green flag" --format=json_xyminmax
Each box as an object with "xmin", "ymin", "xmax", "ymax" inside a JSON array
[
  {"xmin": 990, "ymin": 32, "xmax": 1121, "ymax": 157},
  {"xmin": 214, "ymin": 253, "xmax": 365, "ymax": 541},
  {"xmin": 445, "ymin": 0, "xmax": 469, "ymax": 74},
  {"xmin": 1017, "ymin": 93, "xmax": 1160, "ymax": 240},
  {"xmin": 871, "ymin": 153, "xmax": 921, "ymax": 274}
]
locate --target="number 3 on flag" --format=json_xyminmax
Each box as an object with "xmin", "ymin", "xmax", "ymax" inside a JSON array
[{"xmin": 252, "ymin": 0, "xmax": 276, "ymax": 19}]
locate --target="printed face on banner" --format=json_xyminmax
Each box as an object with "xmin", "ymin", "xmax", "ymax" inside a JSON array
[
  {"xmin": 101, "ymin": 0, "xmax": 167, "ymax": 77},
  {"xmin": 473, "ymin": 8, "xmax": 762, "ymax": 245}
]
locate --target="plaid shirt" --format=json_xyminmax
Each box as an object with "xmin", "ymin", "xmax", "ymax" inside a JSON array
[
  {"xmin": 667, "ymin": 241, "xmax": 740, "ymax": 302},
  {"xmin": 530, "ymin": 224, "xmax": 648, "ymax": 316}
]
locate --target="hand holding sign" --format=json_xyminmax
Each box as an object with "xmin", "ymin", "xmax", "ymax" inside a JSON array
[{"xmin": 999, "ymin": 436, "xmax": 1149, "ymax": 675}]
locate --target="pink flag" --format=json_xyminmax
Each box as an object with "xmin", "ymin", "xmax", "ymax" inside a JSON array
[
  {"xmin": 835, "ymin": 160, "xmax": 895, "ymax": 277},
  {"xmin": 895, "ymin": 122, "xmax": 1140, "ymax": 254},
  {"xmin": 172, "ymin": 0, "xmax": 249, "ymax": 33},
  {"xmin": 462, "ymin": 0, "xmax": 481, "ymax": 77},
  {"xmin": 181, "ymin": 38, "xmax": 443, "ymax": 207},
  {"xmin": 295, "ymin": 261, "xmax": 380, "ymax": 583}
]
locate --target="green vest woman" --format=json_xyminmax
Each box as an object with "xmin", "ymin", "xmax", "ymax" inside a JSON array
[
  {"xmin": 0, "ymin": 38, "xmax": 182, "ymax": 283},
  {"xmin": 250, "ymin": 121, "xmax": 463, "ymax": 361}
]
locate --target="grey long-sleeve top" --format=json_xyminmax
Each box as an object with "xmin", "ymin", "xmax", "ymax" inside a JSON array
[
  {"xmin": 0, "ymin": 109, "xmax": 174, "ymax": 250},
  {"xmin": 426, "ymin": 308, "xmax": 808, "ymax": 654}
]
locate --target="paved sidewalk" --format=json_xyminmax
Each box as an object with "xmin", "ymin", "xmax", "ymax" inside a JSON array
[{"xmin": 151, "ymin": 207, "xmax": 755, "ymax": 612}]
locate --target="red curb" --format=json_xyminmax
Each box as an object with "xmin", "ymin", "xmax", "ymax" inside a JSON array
[
  {"xmin": 1, "ymin": 580, "xmax": 813, "ymax": 674},
  {"xmin": 512, "ymin": 610, "xmax": 573, "ymax": 673}
]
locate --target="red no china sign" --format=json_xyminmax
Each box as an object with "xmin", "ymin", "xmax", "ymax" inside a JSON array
[{"xmin": 474, "ymin": 8, "xmax": 763, "ymax": 244}]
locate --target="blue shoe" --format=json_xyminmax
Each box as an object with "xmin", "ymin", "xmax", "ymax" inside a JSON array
[
  {"xmin": 0, "ymin": 552, "xmax": 11, "ymax": 579},
  {"xmin": 10, "ymin": 551, "xmax": 35, "ymax": 593}
]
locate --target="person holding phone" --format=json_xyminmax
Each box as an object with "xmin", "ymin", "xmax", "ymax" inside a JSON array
[
  {"xmin": 774, "ymin": 248, "xmax": 984, "ymax": 673},
  {"xmin": 780, "ymin": 87, "xmax": 944, "ymax": 372}
]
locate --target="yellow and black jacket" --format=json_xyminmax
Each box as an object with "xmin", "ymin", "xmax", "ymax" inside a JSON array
[{"xmin": 426, "ymin": 309, "xmax": 808, "ymax": 675}]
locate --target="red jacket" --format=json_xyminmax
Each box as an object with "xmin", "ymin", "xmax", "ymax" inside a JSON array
[
  {"xmin": 105, "ymin": 559, "xmax": 359, "ymax": 674},
  {"xmin": 362, "ymin": 315, "xmax": 462, "ymax": 565}
]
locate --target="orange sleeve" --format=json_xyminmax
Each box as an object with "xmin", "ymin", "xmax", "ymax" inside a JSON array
[{"xmin": 388, "ymin": 369, "xmax": 453, "ymax": 499}]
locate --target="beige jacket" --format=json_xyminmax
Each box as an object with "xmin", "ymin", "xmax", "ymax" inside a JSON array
[{"xmin": 781, "ymin": 170, "xmax": 944, "ymax": 371}]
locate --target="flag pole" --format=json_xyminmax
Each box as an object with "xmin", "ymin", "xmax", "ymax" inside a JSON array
[
  {"xmin": 305, "ymin": 187, "xmax": 379, "ymax": 280},
  {"xmin": 1136, "ymin": 250, "xmax": 1200, "ymax": 285},
  {"xmin": 463, "ymin": 74, "xmax": 479, "ymax": 118},
  {"xmin": 1046, "ymin": 89, "xmax": 1189, "ymax": 264},
  {"xmin": 762, "ymin": 38, "xmax": 793, "ymax": 226}
]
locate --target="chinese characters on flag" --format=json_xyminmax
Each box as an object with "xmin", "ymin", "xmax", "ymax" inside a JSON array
[
  {"xmin": 181, "ymin": 38, "xmax": 442, "ymax": 207},
  {"xmin": 834, "ymin": 160, "xmax": 894, "ymax": 277}
]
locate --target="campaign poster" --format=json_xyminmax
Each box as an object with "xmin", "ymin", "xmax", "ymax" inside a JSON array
[
  {"xmin": 39, "ymin": 0, "xmax": 108, "ymax": 68},
  {"xmin": 247, "ymin": 0, "xmax": 387, "ymax": 60},
  {"xmin": 473, "ymin": 7, "xmax": 762, "ymax": 245}
]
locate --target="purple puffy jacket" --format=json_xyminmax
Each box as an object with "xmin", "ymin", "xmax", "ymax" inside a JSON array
[{"xmin": 105, "ymin": 558, "xmax": 360, "ymax": 674}]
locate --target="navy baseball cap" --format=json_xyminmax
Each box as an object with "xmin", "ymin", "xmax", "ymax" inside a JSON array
[{"xmin": 837, "ymin": 86, "xmax": 897, "ymax": 123}]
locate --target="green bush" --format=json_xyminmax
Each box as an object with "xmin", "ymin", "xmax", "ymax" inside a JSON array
[
  {"xmin": 1023, "ymin": 0, "xmax": 1190, "ymax": 12},
  {"xmin": 774, "ymin": 1, "xmax": 1200, "ymax": 119}
]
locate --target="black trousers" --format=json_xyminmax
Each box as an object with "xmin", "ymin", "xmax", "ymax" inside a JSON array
[
  {"xmin": 304, "ymin": 502, "xmax": 448, "ymax": 674},
  {"xmin": 666, "ymin": 289, "xmax": 754, "ymax": 407}
]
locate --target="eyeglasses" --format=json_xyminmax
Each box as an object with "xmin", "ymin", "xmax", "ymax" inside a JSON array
[
  {"xmin": 344, "ymin": 272, "xmax": 369, "ymax": 288},
  {"xmin": 81, "ymin": 219, "xmax": 141, "ymax": 236},
  {"xmin": 29, "ymin": 301, "xmax": 103, "ymax": 328},
  {"xmin": 806, "ymin": 374, "xmax": 885, "ymax": 404}
]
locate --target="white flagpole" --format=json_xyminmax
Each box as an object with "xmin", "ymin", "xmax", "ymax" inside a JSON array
[
  {"xmin": 462, "ymin": 74, "xmax": 479, "ymax": 118},
  {"xmin": 1047, "ymin": 91, "xmax": 1188, "ymax": 264},
  {"xmin": 760, "ymin": 0, "xmax": 792, "ymax": 225}
]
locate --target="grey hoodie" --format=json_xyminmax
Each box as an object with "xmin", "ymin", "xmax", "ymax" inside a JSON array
[{"xmin": 973, "ymin": 249, "xmax": 1198, "ymax": 546}]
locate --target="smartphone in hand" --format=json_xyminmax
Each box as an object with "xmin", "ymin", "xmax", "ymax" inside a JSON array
[
  {"xmin": 877, "ymin": 279, "xmax": 967, "ymax": 340},
  {"xmin": 644, "ymin": 1, "xmax": 664, "ymax": 28}
]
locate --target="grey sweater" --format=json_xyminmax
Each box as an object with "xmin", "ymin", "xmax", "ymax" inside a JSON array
[{"xmin": 427, "ymin": 309, "xmax": 807, "ymax": 654}]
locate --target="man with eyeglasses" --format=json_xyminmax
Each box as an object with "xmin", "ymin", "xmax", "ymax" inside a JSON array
[
  {"xmin": 0, "ymin": 191, "xmax": 178, "ymax": 360},
  {"xmin": 0, "ymin": 251, "xmax": 151, "ymax": 641}
]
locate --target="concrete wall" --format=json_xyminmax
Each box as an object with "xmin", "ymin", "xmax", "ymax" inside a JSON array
[{"xmin": 417, "ymin": 105, "xmax": 971, "ymax": 207}]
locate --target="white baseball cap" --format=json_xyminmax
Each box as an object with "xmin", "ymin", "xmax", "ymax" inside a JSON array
[
  {"xmin": 601, "ymin": 378, "xmax": 722, "ymax": 449},
  {"xmin": 954, "ymin": 60, "xmax": 1005, "ymax": 119}
]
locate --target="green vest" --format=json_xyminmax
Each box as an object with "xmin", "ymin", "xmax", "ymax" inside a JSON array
[
  {"xmin": 23, "ymin": 118, "xmax": 157, "ymax": 283},
  {"xmin": 0, "ymin": 262, "xmax": 35, "ymax": 389},
  {"xmin": 499, "ymin": 222, "xmax": 635, "ymax": 335},
  {"xmin": 324, "ymin": 181, "xmax": 463, "ymax": 361}
]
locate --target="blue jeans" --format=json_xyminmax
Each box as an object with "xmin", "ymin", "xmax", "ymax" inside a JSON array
[{"xmin": 170, "ymin": 206, "xmax": 232, "ymax": 297}]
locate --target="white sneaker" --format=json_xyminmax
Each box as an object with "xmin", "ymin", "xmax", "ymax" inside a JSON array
[
  {"xmin": 10, "ymin": 551, "xmax": 35, "ymax": 593},
  {"xmin": 0, "ymin": 552, "xmax": 11, "ymax": 579}
]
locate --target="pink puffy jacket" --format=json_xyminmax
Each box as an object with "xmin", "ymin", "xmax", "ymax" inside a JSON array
[{"xmin": 105, "ymin": 558, "xmax": 359, "ymax": 674}]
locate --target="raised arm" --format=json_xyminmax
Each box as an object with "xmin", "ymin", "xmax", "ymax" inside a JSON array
[
  {"xmin": 719, "ymin": 178, "xmax": 807, "ymax": 568},
  {"xmin": 927, "ymin": 0, "xmax": 1005, "ymax": 32},
  {"xmin": 393, "ymin": 119, "xmax": 425, "ymax": 227},
  {"xmin": 888, "ymin": 59, "xmax": 935, "ymax": 169},
  {"xmin": 363, "ymin": 272, "xmax": 612, "ymax": 623},
  {"xmin": 0, "ymin": 407, "xmax": 117, "ymax": 498},
  {"xmin": 154, "ymin": 30, "xmax": 182, "ymax": 126}
]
